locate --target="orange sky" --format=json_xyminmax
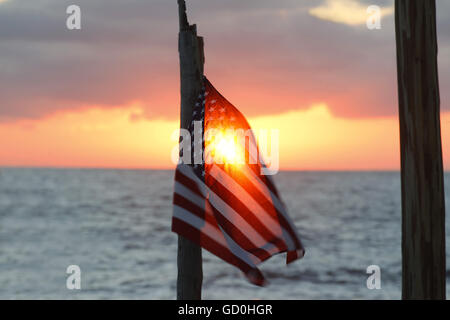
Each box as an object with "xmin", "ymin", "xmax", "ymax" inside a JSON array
[
  {"xmin": 2, "ymin": 0, "xmax": 450, "ymax": 170},
  {"xmin": 2, "ymin": 103, "xmax": 450, "ymax": 170}
]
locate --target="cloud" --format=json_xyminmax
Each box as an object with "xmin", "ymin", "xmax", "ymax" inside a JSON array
[
  {"xmin": 309, "ymin": 0, "xmax": 393, "ymax": 26},
  {"xmin": 0, "ymin": 0, "xmax": 449, "ymax": 122}
]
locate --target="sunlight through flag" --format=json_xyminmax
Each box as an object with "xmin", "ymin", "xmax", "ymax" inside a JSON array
[{"xmin": 172, "ymin": 77, "xmax": 305, "ymax": 286}]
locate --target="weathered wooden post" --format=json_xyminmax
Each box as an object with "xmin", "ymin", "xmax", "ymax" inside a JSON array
[
  {"xmin": 395, "ymin": 0, "xmax": 446, "ymax": 299},
  {"xmin": 176, "ymin": 0, "xmax": 204, "ymax": 300}
]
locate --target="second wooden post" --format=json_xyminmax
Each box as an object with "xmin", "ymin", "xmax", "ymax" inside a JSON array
[{"xmin": 395, "ymin": 0, "xmax": 446, "ymax": 299}]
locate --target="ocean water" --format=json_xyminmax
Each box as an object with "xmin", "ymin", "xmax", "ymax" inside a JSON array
[{"xmin": 0, "ymin": 168, "xmax": 449, "ymax": 300}]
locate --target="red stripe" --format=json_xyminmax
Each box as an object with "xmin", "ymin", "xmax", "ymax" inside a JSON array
[
  {"xmin": 175, "ymin": 177, "xmax": 303, "ymax": 265},
  {"xmin": 175, "ymin": 186, "xmax": 302, "ymax": 268},
  {"xmin": 175, "ymin": 167, "xmax": 287, "ymax": 260},
  {"xmin": 287, "ymin": 250, "xmax": 303, "ymax": 264},
  {"xmin": 174, "ymin": 169, "xmax": 203, "ymax": 198},
  {"xmin": 206, "ymin": 202, "xmax": 274, "ymax": 261},
  {"xmin": 173, "ymin": 193, "xmax": 218, "ymax": 229},
  {"xmin": 206, "ymin": 173, "xmax": 289, "ymax": 253},
  {"xmin": 172, "ymin": 217, "xmax": 265, "ymax": 286},
  {"xmin": 230, "ymin": 170, "xmax": 303, "ymax": 251}
]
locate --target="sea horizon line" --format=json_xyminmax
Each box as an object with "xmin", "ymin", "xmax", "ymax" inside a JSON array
[{"xmin": 0, "ymin": 165, "xmax": 406, "ymax": 173}]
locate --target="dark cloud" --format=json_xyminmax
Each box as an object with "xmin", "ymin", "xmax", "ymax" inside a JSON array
[{"xmin": 0, "ymin": 0, "xmax": 449, "ymax": 121}]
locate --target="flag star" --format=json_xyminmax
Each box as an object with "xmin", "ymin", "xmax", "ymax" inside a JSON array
[
  {"xmin": 230, "ymin": 116, "xmax": 236, "ymax": 121},
  {"xmin": 211, "ymin": 99, "xmax": 216, "ymax": 104},
  {"xmin": 205, "ymin": 92, "xmax": 209, "ymax": 96},
  {"xmin": 220, "ymin": 107, "xmax": 225, "ymax": 112}
]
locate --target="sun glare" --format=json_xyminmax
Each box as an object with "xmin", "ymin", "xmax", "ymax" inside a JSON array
[
  {"xmin": 208, "ymin": 130, "xmax": 244, "ymax": 166},
  {"xmin": 215, "ymin": 137, "xmax": 239, "ymax": 162}
]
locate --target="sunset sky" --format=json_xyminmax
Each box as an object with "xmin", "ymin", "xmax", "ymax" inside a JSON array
[{"xmin": 1, "ymin": 0, "xmax": 450, "ymax": 170}]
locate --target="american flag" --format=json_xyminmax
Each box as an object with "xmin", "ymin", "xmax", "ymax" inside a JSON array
[{"xmin": 172, "ymin": 77, "xmax": 304, "ymax": 286}]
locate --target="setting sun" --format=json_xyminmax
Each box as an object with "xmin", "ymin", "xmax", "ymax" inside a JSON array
[{"xmin": 206, "ymin": 130, "xmax": 244, "ymax": 166}]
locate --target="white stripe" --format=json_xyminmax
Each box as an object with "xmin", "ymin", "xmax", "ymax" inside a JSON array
[
  {"xmin": 207, "ymin": 186, "xmax": 280, "ymax": 255},
  {"xmin": 173, "ymin": 204, "xmax": 260, "ymax": 266},
  {"xmin": 176, "ymin": 165, "xmax": 279, "ymax": 254},
  {"xmin": 210, "ymin": 164, "xmax": 296, "ymax": 251},
  {"xmin": 174, "ymin": 182, "xmax": 209, "ymax": 215},
  {"xmin": 177, "ymin": 165, "xmax": 207, "ymax": 194},
  {"xmin": 241, "ymin": 165, "xmax": 300, "ymax": 241},
  {"xmin": 217, "ymin": 223, "xmax": 262, "ymax": 266}
]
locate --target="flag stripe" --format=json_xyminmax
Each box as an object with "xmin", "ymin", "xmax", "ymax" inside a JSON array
[
  {"xmin": 211, "ymin": 164, "xmax": 299, "ymax": 252},
  {"xmin": 173, "ymin": 204, "xmax": 261, "ymax": 266},
  {"xmin": 208, "ymin": 164, "xmax": 291, "ymax": 251},
  {"xmin": 172, "ymin": 77, "xmax": 305, "ymax": 286},
  {"xmin": 172, "ymin": 218, "xmax": 265, "ymax": 285},
  {"xmin": 176, "ymin": 165, "xmax": 276, "ymax": 261},
  {"xmin": 177, "ymin": 164, "xmax": 276, "ymax": 251},
  {"xmin": 233, "ymin": 165, "xmax": 303, "ymax": 251},
  {"xmin": 206, "ymin": 202, "xmax": 275, "ymax": 261},
  {"xmin": 175, "ymin": 168, "xmax": 204, "ymax": 197},
  {"xmin": 174, "ymin": 185, "xmax": 265, "ymax": 266},
  {"xmin": 241, "ymin": 165, "xmax": 302, "ymax": 245}
]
